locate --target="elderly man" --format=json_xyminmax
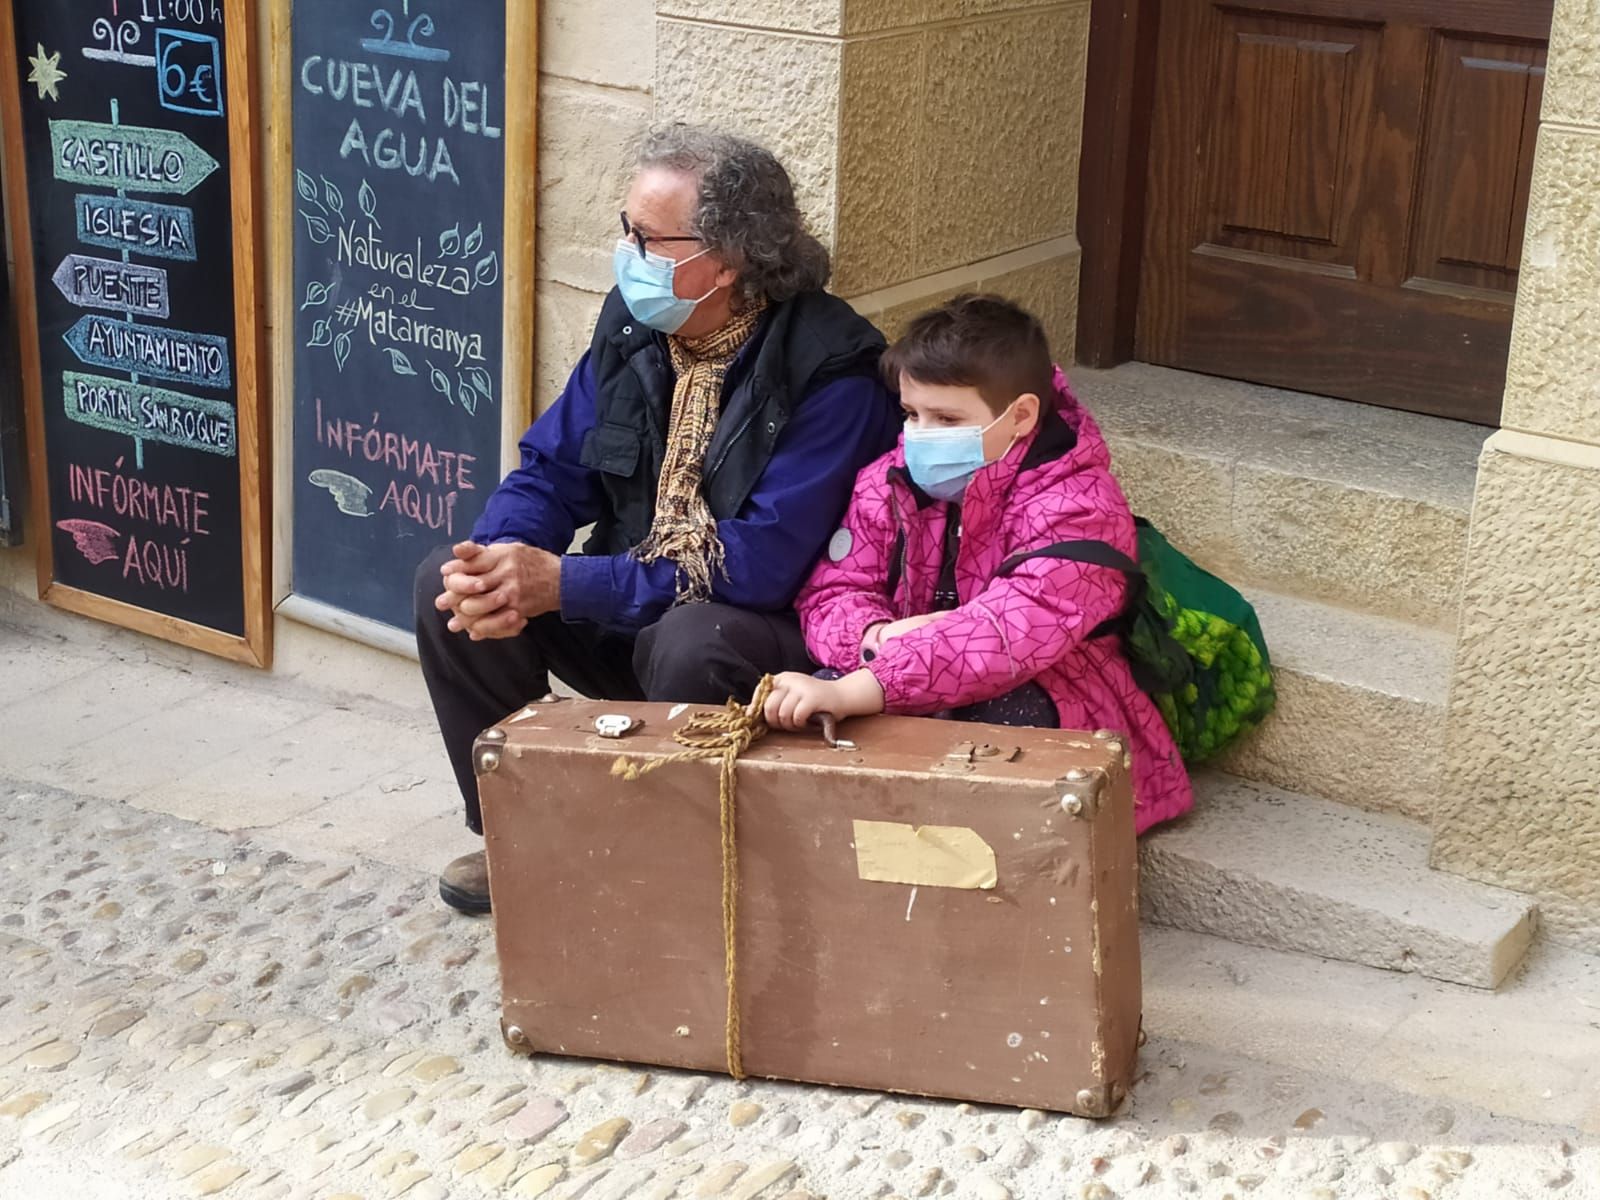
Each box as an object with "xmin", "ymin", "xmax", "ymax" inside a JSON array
[{"xmin": 417, "ymin": 125, "xmax": 899, "ymax": 912}]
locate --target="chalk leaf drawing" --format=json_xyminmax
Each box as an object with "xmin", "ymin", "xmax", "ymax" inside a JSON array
[
  {"xmin": 359, "ymin": 178, "xmax": 381, "ymax": 228},
  {"xmin": 439, "ymin": 223, "xmax": 461, "ymax": 257},
  {"xmin": 385, "ymin": 347, "xmax": 418, "ymax": 376},
  {"xmin": 474, "ymin": 251, "xmax": 499, "ymax": 287},
  {"xmin": 308, "ymin": 469, "xmax": 375, "ymax": 517},
  {"xmin": 465, "ymin": 365, "xmax": 493, "ymax": 401},
  {"xmin": 307, "ymin": 318, "xmax": 333, "ymax": 348},
  {"xmin": 457, "ymin": 374, "xmax": 479, "ymax": 416},
  {"xmin": 322, "ymin": 176, "xmax": 345, "ymax": 219},
  {"xmin": 427, "ymin": 361, "xmax": 453, "ymax": 405},
  {"xmin": 57, "ymin": 519, "xmax": 120, "ymax": 565},
  {"xmin": 334, "ymin": 330, "xmax": 353, "ymax": 372},
  {"xmin": 302, "ymin": 280, "xmax": 331, "ymax": 310},
  {"xmin": 295, "ymin": 168, "xmax": 321, "ymax": 210},
  {"xmin": 463, "ymin": 222, "xmax": 483, "ymax": 256},
  {"xmin": 301, "ymin": 211, "xmax": 332, "ymax": 245}
]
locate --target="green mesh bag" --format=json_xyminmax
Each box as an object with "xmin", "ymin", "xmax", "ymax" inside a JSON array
[{"xmin": 995, "ymin": 519, "xmax": 1275, "ymax": 763}]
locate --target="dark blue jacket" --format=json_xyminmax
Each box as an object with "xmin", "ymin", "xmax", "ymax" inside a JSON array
[{"xmin": 472, "ymin": 290, "xmax": 899, "ymax": 633}]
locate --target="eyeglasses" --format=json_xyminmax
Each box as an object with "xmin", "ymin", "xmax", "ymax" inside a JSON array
[{"xmin": 619, "ymin": 211, "xmax": 703, "ymax": 260}]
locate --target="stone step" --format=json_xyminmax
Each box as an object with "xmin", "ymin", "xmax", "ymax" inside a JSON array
[
  {"xmin": 1219, "ymin": 588, "xmax": 1454, "ymax": 822},
  {"xmin": 1074, "ymin": 362, "xmax": 1484, "ymax": 629},
  {"xmin": 1140, "ymin": 773, "xmax": 1539, "ymax": 989}
]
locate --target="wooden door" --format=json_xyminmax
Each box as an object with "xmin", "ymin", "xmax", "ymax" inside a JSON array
[{"xmin": 1137, "ymin": 0, "xmax": 1553, "ymax": 424}]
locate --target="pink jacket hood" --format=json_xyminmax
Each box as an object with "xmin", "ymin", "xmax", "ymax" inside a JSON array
[{"xmin": 796, "ymin": 368, "xmax": 1193, "ymax": 833}]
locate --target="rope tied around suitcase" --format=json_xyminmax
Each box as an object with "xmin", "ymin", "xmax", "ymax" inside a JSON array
[{"xmin": 610, "ymin": 674, "xmax": 777, "ymax": 1081}]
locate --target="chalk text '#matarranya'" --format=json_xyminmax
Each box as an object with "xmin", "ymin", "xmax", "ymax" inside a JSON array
[{"xmin": 299, "ymin": 56, "xmax": 501, "ymax": 187}]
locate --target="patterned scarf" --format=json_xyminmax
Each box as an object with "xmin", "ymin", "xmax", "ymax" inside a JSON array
[{"xmin": 634, "ymin": 298, "xmax": 769, "ymax": 604}]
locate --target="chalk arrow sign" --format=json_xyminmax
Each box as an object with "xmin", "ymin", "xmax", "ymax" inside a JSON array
[
  {"xmin": 52, "ymin": 254, "xmax": 171, "ymax": 319},
  {"xmin": 49, "ymin": 119, "xmax": 219, "ymax": 194},
  {"xmin": 63, "ymin": 371, "xmax": 237, "ymax": 458},
  {"xmin": 63, "ymin": 314, "xmax": 232, "ymax": 390}
]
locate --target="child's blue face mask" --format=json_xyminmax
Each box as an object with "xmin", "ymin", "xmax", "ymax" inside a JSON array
[
  {"xmin": 903, "ymin": 409, "xmax": 1014, "ymax": 503},
  {"xmin": 612, "ymin": 239, "xmax": 719, "ymax": 334}
]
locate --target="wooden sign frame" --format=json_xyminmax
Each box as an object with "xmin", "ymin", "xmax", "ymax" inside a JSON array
[
  {"xmin": 0, "ymin": 158, "xmax": 24, "ymax": 547},
  {"xmin": 0, "ymin": 0, "xmax": 272, "ymax": 666},
  {"xmin": 266, "ymin": 0, "xmax": 538, "ymax": 656}
]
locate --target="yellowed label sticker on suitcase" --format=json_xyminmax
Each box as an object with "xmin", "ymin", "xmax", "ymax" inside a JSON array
[{"xmin": 852, "ymin": 820, "xmax": 997, "ymax": 890}]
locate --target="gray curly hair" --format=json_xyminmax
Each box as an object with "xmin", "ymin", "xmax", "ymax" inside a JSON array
[{"xmin": 637, "ymin": 124, "xmax": 831, "ymax": 307}]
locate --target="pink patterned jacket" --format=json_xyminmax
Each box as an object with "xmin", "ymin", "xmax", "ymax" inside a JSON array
[{"xmin": 796, "ymin": 368, "xmax": 1193, "ymax": 833}]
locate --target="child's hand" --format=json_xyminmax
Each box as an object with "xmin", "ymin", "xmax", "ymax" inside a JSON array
[
  {"xmin": 763, "ymin": 670, "xmax": 886, "ymax": 733},
  {"xmin": 763, "ymin": 673, "xmax": 838, "ymax": 732}
]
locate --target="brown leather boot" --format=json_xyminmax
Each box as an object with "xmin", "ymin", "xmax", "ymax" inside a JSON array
[{"xmin": 439, "ymin": 850, "xmax": 491, "ymax": 914}]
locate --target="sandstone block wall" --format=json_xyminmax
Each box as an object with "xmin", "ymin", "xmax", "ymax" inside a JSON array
[
  {"xmin": 530, "ymin": 0, "xmax": 1092, "ymax": 403},
  {"xmin": 1432, "ymin": 439, "xmax": 1600, "ymax": 950},
  {"xmin": 654, "ymin": 0, "xmax": 1090, "ymax": 364},
  {"xmin": 533, "ymin": 0, "xmax": 656, "ymax": 408},
  {"xmin": 1432, "ymin": 0, "xmax": 1600, "ymax": 950}
]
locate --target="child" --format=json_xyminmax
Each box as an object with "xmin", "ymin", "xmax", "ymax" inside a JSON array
[{"xmin": 764, "ymin": 294, "xmax": 1193, "ymax": 833}]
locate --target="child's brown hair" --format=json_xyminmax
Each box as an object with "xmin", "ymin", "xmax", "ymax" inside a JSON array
[{"xmin": 880, "ymin": 293, "xmax": 1056, "ymax": 415}]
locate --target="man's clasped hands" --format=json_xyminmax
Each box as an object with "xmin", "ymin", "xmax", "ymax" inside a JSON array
[{"xmin": 433, "ymin": 541, "xmax": 563, "ymax": 640}]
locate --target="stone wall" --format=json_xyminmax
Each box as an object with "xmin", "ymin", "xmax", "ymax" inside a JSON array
[
  {"xmin": 653, "ymin": 0, "xmax": 1089, "ymax": 363},
  {"xmin": 1430, "ymin": 0, "xmax": 1600, "ymax": 951},
  {"xmin": 533, "ymin": 0, "xmax": 656, "ymax": 408}
]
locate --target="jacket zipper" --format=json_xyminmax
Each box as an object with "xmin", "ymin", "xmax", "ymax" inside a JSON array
[{"xmin": 706, "ymin": 408, "xmax": 761, "ymax": 483}]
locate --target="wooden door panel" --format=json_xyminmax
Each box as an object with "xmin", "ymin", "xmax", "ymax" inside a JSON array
[
  {"xmin": 1214, "ymin": 16, "xmax": 1375, "ymax": 259},
  {"xmin": 1138, "ymin": 0, "xmax": 1554, "ymax": 425},
  {"xmin": 1410, "ymin": 38, "xmax": 1546, "ymax": 295},
  {"xmin": 1349, "ymin": 23, "xmax": 1430, "ymax": 289},
  {"xmin": 1173, "ymin": 253, "xmax": 1513, "ymax": 419}
]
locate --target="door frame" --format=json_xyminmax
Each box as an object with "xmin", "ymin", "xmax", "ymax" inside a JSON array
[{"xmin": 1075, "ymin": 0, "xmax": 1163, "ymax": 368}]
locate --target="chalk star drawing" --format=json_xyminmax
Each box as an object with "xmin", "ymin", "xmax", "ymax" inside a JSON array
[{"xmin": 26, "ymin": 43, "xmax": 67, "ymax": 101}]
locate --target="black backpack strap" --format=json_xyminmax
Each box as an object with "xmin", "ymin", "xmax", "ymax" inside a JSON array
[
  {"xmin": 994, "ymin": 539, "xmax": 1144, "ymax": 639},
  {"xmin": 884, "ymin": 528, "xmax": 907, "ymax": 600}
]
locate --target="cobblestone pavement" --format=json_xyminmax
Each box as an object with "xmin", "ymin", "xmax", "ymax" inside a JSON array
[{"xmin": 0, "ymin": 779, "xmax": 1595, "ymax": 1200}]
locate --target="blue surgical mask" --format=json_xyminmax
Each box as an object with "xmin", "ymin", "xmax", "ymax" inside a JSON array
[
  {"xmin": 612, "ymin": 239, "xmax": 720, "ymax": 334},
  {"xmin": 903, "ymin": 411, "xmax": 1012, "ymax": 503}
]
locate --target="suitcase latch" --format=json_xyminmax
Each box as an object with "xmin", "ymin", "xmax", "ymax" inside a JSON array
[
  {"xmin": 594, "ymin": 714, "xmax": 641, "ymax": 739},
  {"xmin": 936, "ymin": 741, "xmax": 1021, "ymax": 772},
  {"xmin": 934, "ymin": 741, "xmax": 978, "ymax": 772}
]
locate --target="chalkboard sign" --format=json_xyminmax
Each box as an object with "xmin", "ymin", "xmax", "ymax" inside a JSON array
[
  {"xmin": 0, "ymin": 0, "xmax": 269, "ymax": 664},
  {"xmin": 287, "ymin": 0, "xmax": 533, "ymax": 638}
]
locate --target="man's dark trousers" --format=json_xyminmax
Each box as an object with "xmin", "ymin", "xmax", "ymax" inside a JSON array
[{"xmin": 414, "ymin": 547, "xmax": 816, "ymax": 832}]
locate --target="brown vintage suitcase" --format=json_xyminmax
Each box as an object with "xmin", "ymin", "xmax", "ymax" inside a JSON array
[{"xmin": 476, "ymin": 696, "xmax": 1141, "ymax": 1116}]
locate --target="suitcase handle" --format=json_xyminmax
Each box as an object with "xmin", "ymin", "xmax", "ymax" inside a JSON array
[{"xmin": 813, "ymin": 712, "xmax": 857, "ymax": 751}]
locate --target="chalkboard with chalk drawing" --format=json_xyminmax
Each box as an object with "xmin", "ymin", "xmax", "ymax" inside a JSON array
[
  {"xmin": 287, "ymin": 0, "xmax": 534, "ymax": 638},
  {"xmin": 0, "ymin": 0, "xmax": 269, "ymax": 665}
]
